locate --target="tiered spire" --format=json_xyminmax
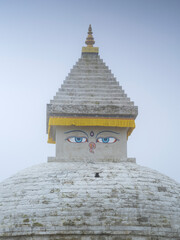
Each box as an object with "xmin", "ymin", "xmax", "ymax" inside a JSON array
[
  {"xmin": 85, "ymin": 24, "xmax": 95, "ymax": 47},
  {"xmin": 82, "ymin": 25, "xmax": 99, "ymax": 53},
  {"xmin": 47, "ymin": 26, "xmax": 138, "ymax": 143}
]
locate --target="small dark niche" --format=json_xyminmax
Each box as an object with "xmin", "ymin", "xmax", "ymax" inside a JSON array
[
  {"xmin": 158, "ymin": 186, "xmax": 167, "ymax": 192},
  {"xmin": 137, "ymin": 216, "xmax": 148, "ymax": 223},
  {"xmin": 95, "ymin": 173, "xmax": 100, "ymax": 178}
]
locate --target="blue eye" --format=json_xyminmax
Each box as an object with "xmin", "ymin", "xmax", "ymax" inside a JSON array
[
  {"xmin": 102, "ymin": 137, "xmax": 109, "ymax": 143},
  {"xmin": 66, "ymin": 137, "xmax": 88, "ymax": 143},
  {"xmin": 75, "ymin": 137, "xmax": 83, "ymax": 143},
  {"xmin": 96, "ymin": 137, "xmax": 118, "ymax": 144}
]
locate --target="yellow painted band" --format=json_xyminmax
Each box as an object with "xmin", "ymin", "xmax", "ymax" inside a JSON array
[
  {"xmin": 48, "ymin": 138, "xmax": 56, "ymax": 144},
  {"xmin": 82, "ymin": 46, "xmax": 99, "ymax": 53},
  {"xmin": 48, "ymin": 117, "xmax": 135, "ymax": 144},
  {"xmin": 49, "ymin": 117, "xmax": 135, "ymax": 127}
]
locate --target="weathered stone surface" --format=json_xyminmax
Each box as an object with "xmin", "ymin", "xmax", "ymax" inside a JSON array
[
  {"xmin": 1, "ymin": 236, "xmax": 179, "ymax": 240},
  {"xmin": 0, "ymin": 162, "xmax": 180, "ymax": 239}
]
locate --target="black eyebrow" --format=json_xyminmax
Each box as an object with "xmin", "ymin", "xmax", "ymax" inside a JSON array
[
  {"xmin": 64, "ymin": 130, "xmax": 89, "ymax": 137},
  {"xmin": 96, "ymin": 131, "xmax": 120, "ymax": 138}
]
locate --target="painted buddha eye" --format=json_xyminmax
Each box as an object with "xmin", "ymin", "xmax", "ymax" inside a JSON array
[
  {"xmin": 66, "ymin": 137, "xmax": 88, "ymax": 143},
  {"xmin": 96, "ymin": 137, "xmax": 118, "ymax": 144}
]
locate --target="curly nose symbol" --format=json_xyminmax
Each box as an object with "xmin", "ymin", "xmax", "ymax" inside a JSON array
[{"xmin": 89, "ymin": 142, "xmax": 96, "ymax": 154}]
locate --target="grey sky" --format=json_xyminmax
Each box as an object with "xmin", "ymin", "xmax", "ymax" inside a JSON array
[{"xmin": 0, "ymin": 0, "xmax": 180, "ymax": 182}]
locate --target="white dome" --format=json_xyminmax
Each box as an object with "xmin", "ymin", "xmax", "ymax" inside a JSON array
[{"xmin": 0, "ymin": 161, "xmax": 180, "ymax": 239}]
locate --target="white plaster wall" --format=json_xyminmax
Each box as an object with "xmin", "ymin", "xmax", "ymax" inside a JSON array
[{"xmin": 55, "ymin": 126, "xmax": 127, "ymax": 162}]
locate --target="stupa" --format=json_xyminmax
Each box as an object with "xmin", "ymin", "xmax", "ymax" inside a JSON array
[{"xmin": 0, "ymin": 25, "xmax": 180, "ymax": 240}]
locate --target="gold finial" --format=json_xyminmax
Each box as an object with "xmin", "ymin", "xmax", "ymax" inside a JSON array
[
  {"xmin": 85, "ymin": 24, "xmax": 95, "ymax": 47},
  {"xmin": 82, "ymin": 25, "xmax": 99, "ymax": 53}
]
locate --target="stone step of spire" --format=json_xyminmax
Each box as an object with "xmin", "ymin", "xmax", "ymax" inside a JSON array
[
  {"xmin": 72, "ymin": 65, "xmax": 108, "ymax": 70},
  {"xmin": 74, "ymin": 63, "xmax": 107, "ymax": 68},
  {"xmin": 56, "ymin": 90, "xmax": 126, "ymax": 96},
  {"xmin": 71, "ymin": 62, "xmax": 110, "ymax": 68},
  {"xmin": 51, "ymin": 97, "xmax": 130, "ymax": 103},
  {"xmin": 50, "ymin": 100, "xmax": 134, "ymax": 106},
  {"xmin": 61, "ymin": 84, "xmax": 121, "ymax": 90},
  {"xmin": 64, "ymin": 79, "xmax": 119, "ymax": 84},
  {"xmin": 68, "ymin": 72, "xmax": 114, "ymax": 77},
  {"xmin": 54, "ymin": 93, "xmax": 129, "ymax": 100},
  {"xmin": 64, "ymin": 78, "xmax": 118, "ymax": 84},
  {"xmin": 69, "ymin": 69, "xmax": 112, "ymax": 74},
  {"xmin": 53, "ymin": 96, "xmax": 129, "ymax": 101},
  {"xmin": 58, "ymin": 88, "xmax": 124, "ymax": 94},
  {"xmin": 78, "ymin": 56, "xmax": 103, "ymax": 62},
  {"xmin": 69, "ymin": 61, "xmax": 112, "ymax": 71},
  {"xmin": 47, "ymin": 103, "xmax": 138, "ymax": 115},
  {"xmin": 64, "ymin": 80, "xmax": 118, "ymax": 84},
  {"xmin": 61, "ymin": 84, "xmax": 121, "ymax": 92},
  {"xmin": 65, "ymin": 74, "xmax": 115, "ymax": 78},
  {"xmin": 75, "ymin": 59, "xmax": 104, "ymax": 64}
]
